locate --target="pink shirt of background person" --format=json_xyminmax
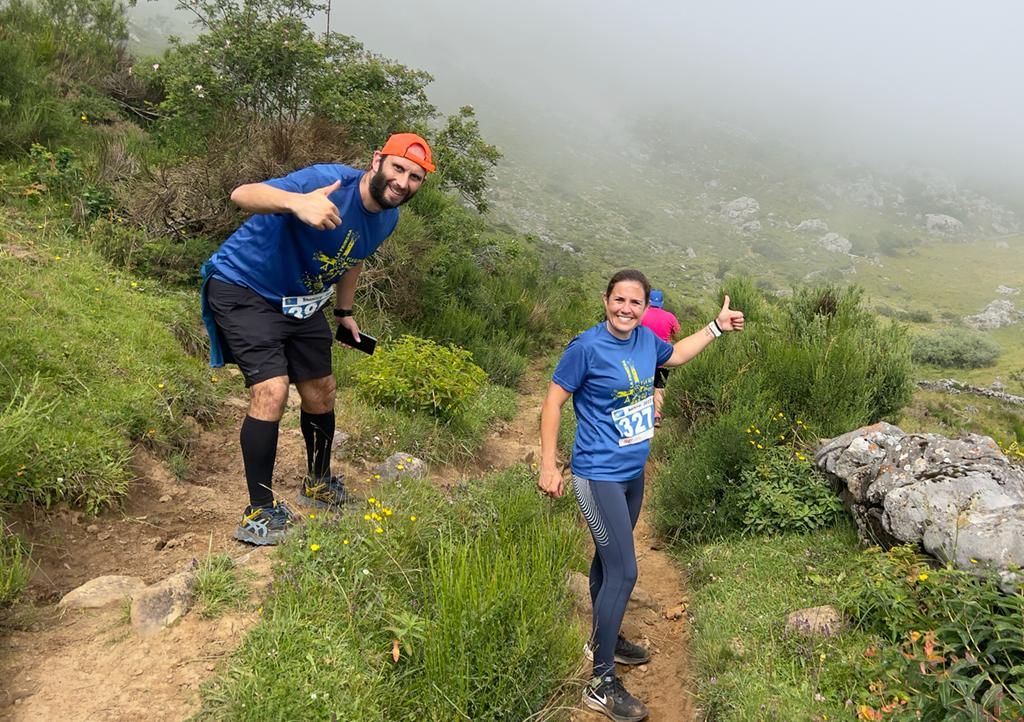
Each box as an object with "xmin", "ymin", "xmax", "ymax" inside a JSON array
[{"xmin": 641, "ymin": 303, "xmax": 680, "ymax": 345}]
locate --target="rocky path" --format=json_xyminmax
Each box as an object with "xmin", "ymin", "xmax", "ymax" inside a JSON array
[{"xmin": 1, "ymin": 369, "xmax": 699, "ymax": 721}]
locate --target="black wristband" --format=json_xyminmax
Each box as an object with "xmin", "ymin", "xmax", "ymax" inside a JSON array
[{"xmin": 333, "ymin": 308, "xmax": 353, "ymax": 318}]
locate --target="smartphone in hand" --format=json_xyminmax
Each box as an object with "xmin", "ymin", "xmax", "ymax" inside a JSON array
[{"xmin": 335, "ymin": 325, "xmax": 377, "ymax": 354}]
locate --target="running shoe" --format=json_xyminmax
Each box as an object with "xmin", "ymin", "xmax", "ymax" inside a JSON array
[
  {"xmin": 582, "ymin": 675, "xmax": 649, "ymax": 722},
  {"xmin": 233, "ymin": 501, "xmax": 296, "ymax": 546},
  {"xmin": 298, "ymin": 475, "xmax": 350, "ymax": 508},
  {"xmin": 584, "ymin": 634, "xmax": 652, "ymax": 665}
]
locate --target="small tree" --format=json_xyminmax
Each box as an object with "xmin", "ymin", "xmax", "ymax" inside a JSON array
[{"xmin": 433, "ymin": 105, "xmax": 502, "ymax": 213}]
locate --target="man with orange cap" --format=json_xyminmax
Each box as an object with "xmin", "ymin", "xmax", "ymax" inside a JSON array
[{"xmin": 200, "ymin": 133, "xmax": 436, "ymax": 545}]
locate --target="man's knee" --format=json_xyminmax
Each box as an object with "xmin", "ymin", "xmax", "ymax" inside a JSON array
[
  {"xmin": 248, "ymin": 376, "xmax": 290, "ymax": 421},
  {"xmin": 297, "ymin": 375, "xmax": 336, "ymax": 413}
]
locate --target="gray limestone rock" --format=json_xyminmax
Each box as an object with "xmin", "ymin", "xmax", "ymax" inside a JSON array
[
  {"xmin": 925, "ymin": 213, "xmax": 964, "ymax": 236},
  {"xmin": 372, "ymin": 452, "xmax": 427, "ymax": 482},
  {"xmin": 963, "ymin": 299, "xmax": 1021, "ymax": 330},
  {"xmin": 816, "ymin": 423, "xmax": 1024, "ymax": 591}
]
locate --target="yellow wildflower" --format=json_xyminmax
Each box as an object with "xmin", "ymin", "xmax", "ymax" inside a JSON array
[
  {"xmin": 368, "ymin": 497, "xmax": 376, "ymax": 504},
  {"xmin": 375, "ymin": 527, "xmax": 383, "ymax": 534},
  {"xmin": 310, "ymin": 543, "xmax": 320, "ymax": 552},
  {"xmin": 410, "ymin": 515, "xmax": 417, "ymax": 522},
  {"xmin": 917, "ymin": 573, "xmax": 929, "ymax": 582}
]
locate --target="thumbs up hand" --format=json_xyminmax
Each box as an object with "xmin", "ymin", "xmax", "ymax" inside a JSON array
[
  {"xmin": 716, "ymin": 294, "xmax": 745, "ymax": 332},
  {"xmin": 292, "ymin": 180, "xmax": 343, "ymax": 230}
]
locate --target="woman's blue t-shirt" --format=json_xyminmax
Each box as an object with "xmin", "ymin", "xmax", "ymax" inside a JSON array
[
  {"xmin": 207, "ymin": 164, "xmax": 398, "ymax": 319},
  {"xmin": 553, "ymin": 323, "xmax": 673, "ymax": 481}
]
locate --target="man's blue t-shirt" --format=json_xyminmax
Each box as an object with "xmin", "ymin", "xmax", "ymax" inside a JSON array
[
  {"xmin": 206, "ymin": 164, "xmax": 398, "ymax": 319},
  {"xmin": 553, "ymin": 323, "xmax": 673, "ymax": 481}
]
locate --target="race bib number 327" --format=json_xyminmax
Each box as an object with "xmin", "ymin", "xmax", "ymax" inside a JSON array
[{"xmin": 612, "ymin": 396, "xmax": 655, "ymax": 447}]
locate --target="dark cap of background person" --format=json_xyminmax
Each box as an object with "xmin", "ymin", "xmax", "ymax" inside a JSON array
[
  {"xmin": 380, "ymin": 133, "xmax": 436, "ymax": 173},
  {"xmin": 649, "ymin": 289, "xmax": 664, "ymax": 308}
]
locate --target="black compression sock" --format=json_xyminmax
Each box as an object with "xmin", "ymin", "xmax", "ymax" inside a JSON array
[
  {"xmin": 240, "ymin": 415, "xmax": 279, "ymax": 508},
  {"xmin": 301, "ymin": 409, "xmax": 335, "ymax": 482}
]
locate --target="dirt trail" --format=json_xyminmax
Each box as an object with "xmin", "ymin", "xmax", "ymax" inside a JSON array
[{"xmin": 1, "ymin": 368, "xmax": 698, "ymax": 721}]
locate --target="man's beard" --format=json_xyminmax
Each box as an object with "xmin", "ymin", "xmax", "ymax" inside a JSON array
[{"xmin": 368, "ymin": 169, "xmax": 413, "ymax": 209}]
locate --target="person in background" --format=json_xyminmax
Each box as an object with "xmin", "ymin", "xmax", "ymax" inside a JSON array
[
  {"xmin": 200, "ymin": 133, "xmax": 436, "ymax": 545},
  {"xmin": 538, "ymin": 269, "xmax": 743, "ymax": 722},
  {"xmin": 639, "ymin": 288, "xmax": 680, "ymax": 427}
]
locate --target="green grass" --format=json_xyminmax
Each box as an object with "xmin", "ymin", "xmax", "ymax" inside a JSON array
[
  {"xmin": 198, "ymin": 466, "xmax": 586, "ymax": 721},
  {"xmin": 0, "ymin": 189, "xmax": 223, "ymax": 512},
  {"xmin": 195, "ymin": 553, "xmax": 251, "ymax": 619},
  {"xmin": 0, "ymin": 528, "xmax": 31, "ymax": 607},
  {"xmin": 685, "ymin": 522, "xmax": 883, "ymax": 721}
]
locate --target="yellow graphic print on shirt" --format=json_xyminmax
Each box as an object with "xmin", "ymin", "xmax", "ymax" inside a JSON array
[
  {"xmin": 614, "ymin": 358, "xmax": 653, "ymax": 406},
  {"xmin": 611, "ymin": 358, "xmax": 656, "ymax": 446},
  {"xmin": 302, "ymin": 229, "xmax": 360, "ymax": 293}
]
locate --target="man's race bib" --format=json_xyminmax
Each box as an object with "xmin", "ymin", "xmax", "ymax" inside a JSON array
[
  {"xmin": 281, "ymin": 288, "xmax": 334, "ymax": 319},
  {"xmin": 612, "ymin": 396, "xmax": 655, "ymax": 446}
]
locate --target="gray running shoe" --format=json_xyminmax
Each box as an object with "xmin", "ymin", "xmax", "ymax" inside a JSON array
[
  {"xmin": 233, "ymin": 501, "xmax": 296, "ymax": 545},
  {"xmin": 584, "ymin": 635, "xmax": 652, "ymax": 665},
  {"xmin": 582, "ymin": 675, "xmax": 649, "ymax": 722},
  {"xmin": 298, "ymin": 475, "xmax": 350, "ymax": 509}
]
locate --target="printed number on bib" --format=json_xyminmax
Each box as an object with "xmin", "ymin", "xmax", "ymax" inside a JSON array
[
  {"xmin": 612, "ymin": 397, "xmax": 655, "ymax": 447},
  {"xmin": 282, "ymin": 288, "xmax": 333, "ymax": 319}
]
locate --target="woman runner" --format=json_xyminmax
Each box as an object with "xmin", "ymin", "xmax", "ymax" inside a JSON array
[{"xmin": 538, "ymin": 269, "xmax": 744, "ymax": 722}]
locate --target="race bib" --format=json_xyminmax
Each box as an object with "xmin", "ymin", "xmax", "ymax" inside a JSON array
[
  {"xmin": 281, "ymin": 288, "xmax": 334, "ymax": 319},
  {"xmin": 612, "ymin": 396, "xmax": 655, "ymax": 446}
]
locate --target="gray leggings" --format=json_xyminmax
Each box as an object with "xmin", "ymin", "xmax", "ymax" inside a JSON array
[{"xmin": 573, "ymin": 472, "xmax": 644, "ymax": 679}]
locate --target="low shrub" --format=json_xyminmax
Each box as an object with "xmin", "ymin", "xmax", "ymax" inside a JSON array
[
  {"xmin": 735, "ymin": 447, "xmax": 843, "ymax": 535},
  {"xmin": 841, "ymin": 546, "xmax": 1024, "ymax": 720},
  {"xmin": 912, "ymin": 328, "xmax": 1000, "ymax": 369},
  {"xmin": 354, "ymin": 335, "xmax": 488, "ymax": 421}
]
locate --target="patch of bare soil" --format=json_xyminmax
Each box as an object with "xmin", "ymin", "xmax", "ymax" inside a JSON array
[{"xmin": 1, "ymin": 368, "xmax": 699, "ymax": 721}]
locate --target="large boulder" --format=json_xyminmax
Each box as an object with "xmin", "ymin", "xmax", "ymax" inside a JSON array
[{"xmin": 816, "ymin": 423, "xmax": 1024, "ymax": 591}]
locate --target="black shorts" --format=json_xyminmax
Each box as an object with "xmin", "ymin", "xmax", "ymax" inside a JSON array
[
  {"xmin": 654, "ymin": 367, "xmax": 670, "ymax": 389},
  {"xmin": 206, "ymin": 278, "xmax": 333, "ymax": 387}
]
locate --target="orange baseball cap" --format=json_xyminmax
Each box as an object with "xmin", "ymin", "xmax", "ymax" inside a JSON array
[{"xmin": 380, "ymin": 133, "xmax": 436, "ymax": 173}]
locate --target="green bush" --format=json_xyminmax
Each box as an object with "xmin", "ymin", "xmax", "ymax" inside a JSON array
[
  {"xmin": 735, "ymin": 447, "xmax": 843, "ymax": 534},
  {"xmin": 654, "ymin": 281, "xmax": 913, "ymax": 542},
  {"xmin": 912, "ymin": 328, "xmax": 1000, "ymax": 368},
  {"xmin": 354, "ymin": 335, "xmax": 488, "ymax": 420}
]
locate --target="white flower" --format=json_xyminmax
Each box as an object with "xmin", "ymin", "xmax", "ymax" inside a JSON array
[{"xmin": 152, "ymin": 63, "xmax": 160, "ymax": 71}]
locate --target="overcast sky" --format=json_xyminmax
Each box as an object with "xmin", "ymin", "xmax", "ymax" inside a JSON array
[{"xmin": 306, "ymin": 0, "xmax": 1024, "ymax": 188}]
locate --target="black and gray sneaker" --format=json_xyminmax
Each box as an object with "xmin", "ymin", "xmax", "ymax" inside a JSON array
[
  {"xmin": 584, "ymin": 634, "xmax": 652, "ymax": 665},
  {"xmin": 298, "ymin": 475, "xmax": 350, "ymax": 509},
  {"xmin": 582, "ymin": 675, "xmax": 649, "ymax": 722},
  {"xmin": 233, "ymin": 501, "xmax": 296, "ymax": 546}
]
